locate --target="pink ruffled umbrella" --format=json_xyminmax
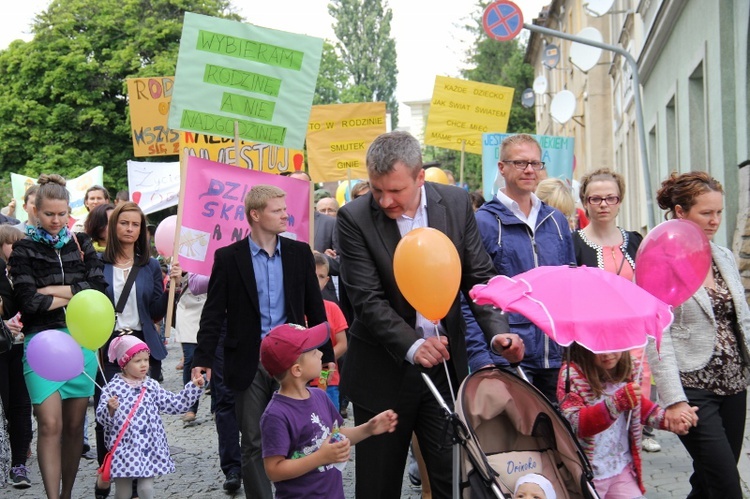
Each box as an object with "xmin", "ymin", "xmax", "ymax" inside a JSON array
[{"xmin": 470, "ymin": 265, "xmax": 673, "ymax": 354}]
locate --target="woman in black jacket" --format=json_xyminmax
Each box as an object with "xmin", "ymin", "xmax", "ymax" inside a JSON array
[{"xmin": 8, "ymin": 174, "xmax": 106, "ymax": 499}]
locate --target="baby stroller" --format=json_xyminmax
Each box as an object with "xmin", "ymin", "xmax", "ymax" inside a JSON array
[{"xmin": 423, "ymin": 367, "xmax": 599, "ymax": 499}]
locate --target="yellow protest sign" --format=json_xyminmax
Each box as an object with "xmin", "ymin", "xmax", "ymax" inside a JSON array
[
  {"xmin": 126, "ymin": 77, "xmax": 180, "ymax": 157},
  {"xmin": 306, "ymin": 102, "xmax": 387, "ymax": 182},
  {"xmin": 179, "ymin": 132, "xmax": 305, "ymax": 173},
  {"xmin": 424, "ymin": 76, "xmax": 514, "ymax": 155}
]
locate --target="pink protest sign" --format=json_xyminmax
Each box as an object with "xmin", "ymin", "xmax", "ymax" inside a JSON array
[{"xmin": 178, "ymin": 156, "xmax": 311, "ymax": 275}]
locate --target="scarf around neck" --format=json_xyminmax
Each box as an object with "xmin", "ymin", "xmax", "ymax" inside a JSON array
[{"xmin": 30, "ymin": 225, "xmax": 72, "ymax": 249}]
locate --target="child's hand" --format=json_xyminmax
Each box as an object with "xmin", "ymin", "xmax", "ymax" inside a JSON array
[
  {"xmin": 367, "ymin": 410, "xmax": 398, "ymax": 436},
  {"xmin": 681, "ymin": 405, "xmax": 699, "ymax": 426},
  {"xmin": 612, "ymin": 382, "xmax": 640, "ymax": 412},
  {"xmin": 192, "ymin": 372, "xmax": 206, "ymax": 387},
  {"xmin": 318, "ymin": 434, "xmax": 350, "ymax": 465},
  {"xmin": 107, "ymin": 396, "xmax": 119, "ymax": 416},
  {"xmin": 670, "ymin": 406, "xmax": 699, "ymax": 435}
]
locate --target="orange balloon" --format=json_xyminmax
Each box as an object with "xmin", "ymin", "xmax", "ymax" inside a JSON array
[
  {"xmin": 424, "ymin": 167, "xmax": 450, "ymax": 185},
  {"xmin": 394, "ymin": 227, "xmax": 462, "ymax": 321}
]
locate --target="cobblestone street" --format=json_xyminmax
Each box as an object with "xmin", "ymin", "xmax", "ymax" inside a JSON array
[{"xmin": 9, "ymin": 340, "xmax": 750, "ymax": 497}]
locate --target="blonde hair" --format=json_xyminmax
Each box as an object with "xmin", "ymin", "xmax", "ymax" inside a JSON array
[
  {"xmin": 244, "ymin": 185, "xmax": 286, "ymax": 219},
  {"xmin": 536, "ymin": 178, "xmax": 575, "ymax": 217},
  {"xmin": 499, "ymin": 134, "xmax": 541, "ymax": 161}
]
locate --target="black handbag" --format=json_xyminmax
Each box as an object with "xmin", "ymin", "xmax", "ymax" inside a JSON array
[{"xmin": 0, "ymin": 318, "xmax": 15, "ymax": 354}]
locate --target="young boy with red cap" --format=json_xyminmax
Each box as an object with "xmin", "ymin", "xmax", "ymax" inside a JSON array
[{"xmin": 259, "ymin": 322, "xmax": 398, "ymax": 498}]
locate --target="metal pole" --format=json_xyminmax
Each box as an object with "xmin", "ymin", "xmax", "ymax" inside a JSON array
[{"xmin": 523, "ymin": 23, "xmax": 655, "ymax": 228}]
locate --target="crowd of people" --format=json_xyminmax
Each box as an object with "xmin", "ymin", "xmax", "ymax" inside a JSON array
[{"xmin": 0, "ymin": 131, "xmax": 747, "ymax": 499}]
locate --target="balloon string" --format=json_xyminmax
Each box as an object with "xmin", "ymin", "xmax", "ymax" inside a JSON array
[
  {"xmin": 96, "ymin": 353, "xmax": 107, "ymax": 388},
  {"xmin": 432, "ymin": 322, "xmax": 456, "ymax": 406},
  {"xmin": 625, "ymin": 349, "xmax": 647, "ymax": 428},
  {"xmin": 82, "ymin": 370, "xmax": 104, "ymax": 391}
]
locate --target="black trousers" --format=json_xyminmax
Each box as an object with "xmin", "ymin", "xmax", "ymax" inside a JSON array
[
  {"xmin": 0, "ymin": 343, "xmax": 32, "ymax": 465},
  {"xmin": 353, "ymin": 363, "xmax": 455, "ymax": 499},
  {"xmin": 680, "ymin": 387, "xmax": 746, "ymax": 499},
  {"xmin": 210, "ymin": 327, "xmax": 242, "ymax": 477}
]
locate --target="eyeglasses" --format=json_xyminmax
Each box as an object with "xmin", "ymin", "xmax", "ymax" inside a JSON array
[
  {"xmin": 587, "ymin": 195, "xmax": 621, "ymax": 205},
  {"xmin": 502, "ymin": 160, "xmax": 546, "ymax": 171}
]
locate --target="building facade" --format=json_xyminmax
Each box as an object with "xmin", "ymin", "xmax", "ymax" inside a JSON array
[{"xmin": 527, "ymin": 0, "xmax": 749, "ymax": 251}]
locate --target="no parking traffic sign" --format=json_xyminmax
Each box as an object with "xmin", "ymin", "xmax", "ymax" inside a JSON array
[{"xmin": 482, "ymin": 0, "xmax": 524, "ymax": 42}]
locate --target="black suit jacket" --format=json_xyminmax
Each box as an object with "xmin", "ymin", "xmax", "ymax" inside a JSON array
[
  {"xmin": 193, "ymin": 236, "xmax": 331, "ymax": 391},
  {"xmin": 337, "ymin": 182, "xmax": 509, "ymax": 412}
]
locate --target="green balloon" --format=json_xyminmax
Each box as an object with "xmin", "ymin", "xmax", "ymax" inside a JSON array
[{"xmin": 67, "ymin": 289, "xmax": 115, "ymax": 351}]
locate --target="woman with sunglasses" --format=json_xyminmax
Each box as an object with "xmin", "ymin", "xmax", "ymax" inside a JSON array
[{"xmin": 572, "ymin": 169, "xmax": 661, "ymax": 453}]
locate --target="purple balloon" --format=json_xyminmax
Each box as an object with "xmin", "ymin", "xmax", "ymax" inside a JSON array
[
  {"xmin": 635, "ymin": 219, "xmax": 712, "ymax": 307},
  {"xmin": 26, "ymin": 329, "xmax": 84, "ymax": 382}
]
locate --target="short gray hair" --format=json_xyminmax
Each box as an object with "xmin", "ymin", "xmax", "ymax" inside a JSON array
[{"xmin": 366, "ymin": 131, "xmax": 423, "ymax": 177}]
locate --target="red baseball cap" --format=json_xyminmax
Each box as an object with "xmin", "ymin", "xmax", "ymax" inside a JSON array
[{"xmin": 260, "ymin": 322, "xmax": 330, "ymax": 377}]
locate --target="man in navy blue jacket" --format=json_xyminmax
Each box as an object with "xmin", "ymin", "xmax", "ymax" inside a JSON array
[{"xmin": 463, "ymin": 134, "xmax": 575, "ymax": 403}]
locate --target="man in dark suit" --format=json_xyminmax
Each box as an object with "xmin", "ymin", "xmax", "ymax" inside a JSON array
[
  {"xmin": 192, "ymin": 184, "xmax": 332, "ymax": 499},
  {"xmin": 337, "ymin": 131, "xmax": 524, "ymax": 498}
]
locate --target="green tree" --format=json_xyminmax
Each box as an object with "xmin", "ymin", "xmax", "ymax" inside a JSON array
[
  {"xmin": 462, "ymin": 35, "xmax": 535, "ymax": 134},
  {"xmin": 314, "ymin": 42, "xmax": 349, "ymax": 105},
  {"xmin": 0, "ymin": 0, "xmax": 239, "ymax": 193},
  {"xmin": 328, "ymin": 0, "xmax": 399, "ymax": 128}
]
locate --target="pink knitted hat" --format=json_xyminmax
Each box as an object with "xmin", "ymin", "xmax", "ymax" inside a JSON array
[{"xmin": 108, "ymin": 335, "xmax": 150, "ymax": 368}]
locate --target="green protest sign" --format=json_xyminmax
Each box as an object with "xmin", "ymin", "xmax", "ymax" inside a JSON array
[{"xmin": 168, "ymin": 12, "xmax": 323, "ymax": 150}]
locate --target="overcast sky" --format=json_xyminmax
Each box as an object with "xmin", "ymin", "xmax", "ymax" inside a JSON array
[{"xmin": 0, "ymin": 0, "xmax": 549, "ymax": 126}]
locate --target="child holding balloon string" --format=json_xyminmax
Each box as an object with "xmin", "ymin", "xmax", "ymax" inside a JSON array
[
  {"xmin": 97, "ymin": 335, "xmax": 204, "ymax": 499},
  {"xmin": 557, "ymin": 343, "xmax": 698, "ymax": 498}
]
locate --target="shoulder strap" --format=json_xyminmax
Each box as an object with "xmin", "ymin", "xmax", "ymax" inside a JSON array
[
  {"xmin": 71, "ymin": 233, "xmax": 84, "ymax": 261},
  {"xmin": 115, "ymin": 265, "xmax": 142, "ymax": 314},
  {"xmin": 109, "ymin": 385, "xmax": 147, "ymax": 452}
]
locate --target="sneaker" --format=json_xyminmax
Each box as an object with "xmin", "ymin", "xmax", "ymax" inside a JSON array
[
  {"xmin": 10, "ymin": 464, "xmax": 31, "ymax": 489},
  {"xmin": 223, "ymin": 472, "xmax": 241, "ymax": 492},
  {"xmin": 642, "ymin": 437, "xmax": 661, "ymax": 452}
]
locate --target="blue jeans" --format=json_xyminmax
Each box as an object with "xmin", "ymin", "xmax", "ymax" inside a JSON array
[
  {"xmin": 181, "ymin": 343, "xmax": 198, "ymax": 414},
  {"xmin": 326, "ymin": 385, "xmax": 339, "ymax": 410}
]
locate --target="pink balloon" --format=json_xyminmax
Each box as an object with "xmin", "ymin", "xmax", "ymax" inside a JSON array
[
  {"xmin": 635, "ymin": 219, "xmax": 711, "ymax": 307},
  {"xmin": 26, "ymin": 329, "xmax": 84, "ymax": 382},
  {"xmin": 154, "ymin": 215, "xmax": 178, "ymax": 257}
]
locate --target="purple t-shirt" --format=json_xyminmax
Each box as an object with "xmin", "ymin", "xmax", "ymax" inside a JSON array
[{"xmin": 261, "ymin": 387, "xmax": 345, "ymax": 499}]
